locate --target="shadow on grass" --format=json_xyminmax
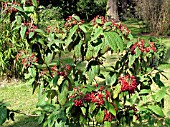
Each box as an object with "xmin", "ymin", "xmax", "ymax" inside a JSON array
[
  {"xmin": 3, "ymin": 115, "xmax": 42, "ymax": 127},
  {"xmin": 164, "ymin": 48, "xmax": 170, "ymax": 63}
]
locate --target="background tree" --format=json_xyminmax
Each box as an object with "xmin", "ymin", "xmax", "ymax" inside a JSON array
[
  {"xmin": 106, "ymin": 0, "xmax": 119, "ymax": 21},
  {"xmin": 134, "ymin": 0, "xmax": 170, "ymax": 35}
]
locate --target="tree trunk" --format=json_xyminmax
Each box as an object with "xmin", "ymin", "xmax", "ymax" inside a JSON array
[
  {"xmin": 106, "ymin": 0, "xmax": 119, "ymax": 21},
  {"xmin": 120, "ymin": 0, "xmax": 127, "ymax": 19}
]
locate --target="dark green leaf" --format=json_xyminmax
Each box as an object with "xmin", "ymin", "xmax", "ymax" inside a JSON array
[
  {"xmin": 53, "ymin": 74, "xmax": 59, "ymax": 87},
  {"xmin": 66, "ymin": 25, "xmax": 78, "ymax": 47},
  {"xmin": 0, "ymin": 107, "xmax": 7, "ymax": 125}
]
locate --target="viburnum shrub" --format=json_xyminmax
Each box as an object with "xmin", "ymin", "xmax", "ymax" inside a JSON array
[{"xmin": 0, "ymin": 1, "xmax": 170, "ymax": 126}]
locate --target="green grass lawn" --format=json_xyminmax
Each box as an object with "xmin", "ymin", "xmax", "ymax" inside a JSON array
[
  {"xmin": 0, "ymin": 81, "xmax": 41, "ymax": 127},
  {"xmin": 0, "ymin": 19, "xmax": 170, "ymax": 127}
]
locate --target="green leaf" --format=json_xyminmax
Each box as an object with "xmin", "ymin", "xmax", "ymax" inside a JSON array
[
  {"xmin": 0, "ymin": 107, "xmax": 7, "ymax": 125},
  {"xmin": 135, "ymin": 47, "xmax": 141, "ymax": 58},
  {"xmin": 91, "ymin": 26, "xmax": 103, "ymax": 42},
  {"xmin": 24, "ymin": 6, "xmax": 34, "ymax": 12},
  {"xmin": 72, "ymin": 15, "xmax": 80, "ymax": 21},
  {"xmin": 104, "ymin": 121, "xmax": 111, "ymax": 127},
  {"xmin": 45, "ymin": 53, "xmax": 53, "ymax": 64},
  {"xmin": 106, "ymin": 73, "xmax": 117, "ymax": 86},
  {"xmin": 92, "ymin": 65, "xmax": 100, "ymax": 75},
  {"xmin": 104, "ymin": 32, "xmax": 117, "ymax": 52},
  {"xmin": 58, "ymin": 80, "xmax": 69, "ymax": 106},
  {"xmin": 32, "ymin": 0, "xmax": 38, "ymax": 7},
  {"xmin": 148, "ymin": 105, "xmax": 165, "ymax": 117},
  {"xmin": 53, "ymin": 74, "xmax": 59, "ymax": 87},
  {"xmin": 14, "ymin": 6, "xmax": 24, "ymax": 12},
  {"xmin": 34, "ymin": 29, "xmax": 45, "ymax": 35},
  {"xmin": 20, "ymin": 25, "xmax": 27, "ymax": 39},
  {"xmin": 38, "ymin": 113, "xmax": 45, "ymax": 124},
  {"xmin": 29, "ymin": 32, "xmax": 34, "ymax": 39},
  {"xmin": 104, "ymin": 22, "xmax": 112, "ymax": 27},
  {"xmin": 154, "ymin": 87, "xmax": 166, "ymax": 102},
  {"xmin": 89, "ymin": 103, "xmax": 96, "ymax": 113},
  {"xmin": 139, "ymin": 89, "xmax": 151, "ymax": 94},
  {"xmin": 128, "ymin": 54, "xmax": 136, "ymax": 68},
  {"xmin": 113, "ymin": 84, "xmax": 121, "ymax": 99},
  {"xmin": 95, "ymin": 108, "xmax": 104, "ymax": 123},
  {"xmin": 66, "ymin": 25, "xmax": 78, "ymax": 47},
  {"xmin": 79, "ymin": 25, "xmax": 87, "ymax": 33},
  {"xmin": 105, "ymin": 101, "xmax": 116, "ymax": 116},
  {"xmin": 113, "ymin": 32, "xmax": 124, "ymax": 52},
  {"xmin": 81, "ymin": 107, "xmax": 86, "ymax": 115},
  {"xmin": 28, "ymin": 67, "xmax": 36, "ymax": 77}
]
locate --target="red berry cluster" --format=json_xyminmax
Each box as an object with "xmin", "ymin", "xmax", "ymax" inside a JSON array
[
  {"xmin": 91, "ymin": 15, "xmax": 130, "ymax": 36},
  {"xmin": 130, "ymin": 39, "xmax": 157, "ymax": 54},
  {"xmin": 119, "ymin": 75, "xmax": 138, "ymax": 94},
  {"xmin": 3, "ymin": 2, "xmax": 19, "ymax": 14},
  {"xmin": 46, "ymin": 26, "xmax": 62, "ymax": 34},
  {"xmin": 64, "ymin": 15, "xmax": 84, "ymax": 29},
  {"xmin": 70, "ymin": 85, "xmax": 111, "ymax": 107},
  {"xmin": 23, "ymin": 22, "xmax": 38, "ymax": 36},
  {"xmin": 91, "ymin": 15, "xmax": 107, "ymax": 25},
  {"xmin": 51, "ymin": 64, "xmax": 71, "ymax": 78},
  {"xmin": 16, "ymin": 51, "xmax": 38, "ymax": 67},
  {"xmin": 104, "ymin": 109, "xmax": 116, "ymax": 122}
]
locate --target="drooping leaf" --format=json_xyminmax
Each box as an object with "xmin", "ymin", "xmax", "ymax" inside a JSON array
[
  {"xmin": 106, "ymin": 73, "xmax": 117, "ymax": 86},
  {"xmin": 95, "ymin": 108, "xmax": 104, "ymax": 123},
  {"xmin": 113, "ymin": 84, "xmax": 121, "ymax": 99},
  {"xmin": 104, "ymin": 121, "xmax": 111, "ymax": 127},
  {"xmin": 89, "ymin": 103, "xmax": 96, "ymax": 113},
  {"xmin": 14, "ymin": 6, "xmax": 24, "ymax": 12},
  {"xmin": 154, "ymin": 87, "xmax": 166, "ymax": 102},
  {"xmin": 148, "ymin": 105, "xmax": 165, "ymax": 117},
  {"xmin": 139, "ymin": 89, "xmax": 151, "ymax": 94},
  {"xmin": 113, "ymin": 32, "xmax": 124, "ymax": 52},
  {"xmin": 0, "ymin": 107, "xmax": 7, "ymax": 125},
  {"xmin": 128, "ymin": 54, "xmax": 136, "ymax": 68},
  {"xmin": 24, "ymin": 6, "xmax": 34, "ymax": 12},
  {"xmin": 32, "ymin": 0, "xmax": 38, "ymax": 7},
  {"xmin": 105, "ymin": 101, "xmax": 116, "ymax": 116},
  {"xmin": 135, "ymin": 47, "xmax": 141, "ymax": 58},
  {"xmin": 90, "ymin": 26, "xmax": 103, "ymax": 42},
  {"xmin": 29, "ymin": 32, "xmax": 34, "ymax": 39},
  {"xmin": 20, "ymin": 25, "xmax": 27, "ymax": 39},
  {"xmin": 104, "ymin": 32, "xmax": 117, "ymax": 52},
  {"xmin": 66, "ymin": 25, "xmax": 78, "ymax": 47},
  {"xmin": 53, "ymin": 74, "xmax": 59, "ymax": 87}
]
